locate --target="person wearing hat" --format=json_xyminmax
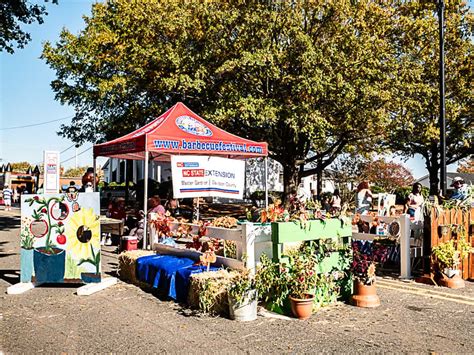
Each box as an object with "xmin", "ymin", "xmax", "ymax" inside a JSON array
[
  {"xmin": 2, "ymin": 184, "xmax": 13, "ymax": 211},
  {"xmin": 450, "ymin": 176, "xmax": 468, "ymax": 200}
]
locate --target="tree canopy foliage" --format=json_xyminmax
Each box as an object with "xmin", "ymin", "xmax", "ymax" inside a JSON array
[
  {"xmin": 327, "ymin": 154, "xmax": 414, "ymax": 193},
  {"xmin": 10, "ymin": 161, "xmax": 31, "ymax": 172},
  {"xmin": 1, "ymin": 0, "xmax": 58, "ymax": 54},
  {"xmin": 360, "ymin": 159, "xmax": 414, "ymax": 193},
  {"xmin": 457, "ymin": 158, "xmax": 474, "ymax": 174},
  {"xmin": 63, "ymin": 166, "xmax": 87, "ymax": 178},
  {"xmin": 42, "ymin": 1, "xmax": 473, "ymax": 196}
]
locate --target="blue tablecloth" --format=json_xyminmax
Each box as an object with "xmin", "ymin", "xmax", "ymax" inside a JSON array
[
  {"xmin": 174, "ymin": 265, "xmax": 219, "ymax": 303},
  {"xmin": 136, "ymin": 254, "xmax": 195, "ymax": 299}
]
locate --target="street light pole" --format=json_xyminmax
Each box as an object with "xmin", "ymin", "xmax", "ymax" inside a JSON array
[
  {"xmin": 437, "ymin": 0, "xmax": 447, "ymax": 196},
  {"xmin": 75, "ymin": 144, "xmax": 79, "ymax": 169}
]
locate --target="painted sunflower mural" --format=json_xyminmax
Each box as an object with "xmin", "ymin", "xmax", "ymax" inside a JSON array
[
  {"xmin": 66, "ymin": 207, "xmax": 101, "ymax": 276},
  {"xmin": 20, "ymin": 193, "xmax": 101, "ymax": 284}
]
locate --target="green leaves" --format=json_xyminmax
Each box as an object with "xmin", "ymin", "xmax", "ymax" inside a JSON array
[
  {"xmin": 32, "ymin": 209, "xmax": 43, "ymax": 221},
  {"xmin": 78, "ymin": 244, "xmax": 100, "ymax": 274},
  {"xmin": 0, "ymin": 0, "xmax": 58, "ymax": 54}
]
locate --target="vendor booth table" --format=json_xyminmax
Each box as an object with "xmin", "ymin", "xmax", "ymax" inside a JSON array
[{"xmin": 100, "ymin": 216, "xmax": 124, "ymax": 237}]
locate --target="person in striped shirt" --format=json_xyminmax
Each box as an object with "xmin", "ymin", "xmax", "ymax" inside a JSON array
[{"xmin": 3, "ymin": 184, "xmax": 13, "ymax": 211}]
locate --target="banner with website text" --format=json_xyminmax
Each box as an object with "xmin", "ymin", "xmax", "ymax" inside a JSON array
[{"xmin": 171, "ymin": 155, "xmax": 245, "ymax": 199}]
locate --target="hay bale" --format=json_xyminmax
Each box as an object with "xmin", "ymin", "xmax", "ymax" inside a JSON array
[
  {"xmin": 118, "ymin": 250, "xmax": 154, "ymax": 285},
  {"xmin": 188, "ymin": 269, "xmax": 238, "ymax": 315}
]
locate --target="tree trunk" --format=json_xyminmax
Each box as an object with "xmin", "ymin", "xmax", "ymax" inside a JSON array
[
  {"xmin": 282, "ymin": 163, "xmax": 300, "ymax": 201},
  {"xmin": 316, "ymin": 157, "xmax": 323, "ymax": 200}
]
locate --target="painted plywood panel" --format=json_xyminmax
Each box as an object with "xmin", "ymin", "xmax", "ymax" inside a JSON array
[{"xmin": 20, "ymin": 192, "xmax": 101, "ymax": 284}]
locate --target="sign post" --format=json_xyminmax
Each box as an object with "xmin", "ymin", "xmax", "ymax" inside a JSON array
[{"xmin": 43, "ymin": 151, "xmax": 60, "ymax": 194}]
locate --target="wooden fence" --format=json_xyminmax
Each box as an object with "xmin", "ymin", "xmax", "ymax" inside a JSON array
[{"xmin": 428, "ymin": 207, "xmax": 474, "ymax": 280}]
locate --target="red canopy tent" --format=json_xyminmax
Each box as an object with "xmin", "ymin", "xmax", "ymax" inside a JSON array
[
  {"xmin": 93, "ymin": 102, "xmax": 269, "ymax": 248},
  {"xmin": 93, "ymin": 102, "xmax": 268, "ymax": 161}
]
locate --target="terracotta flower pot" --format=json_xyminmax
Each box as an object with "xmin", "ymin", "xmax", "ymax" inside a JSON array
[
  {"xmin": 289, "ymin": 294, "xmax": 314, "ymax": 320},
  {"xmin": 438, "ymin": 270, "xmax": 465, "ymax": 289},
  {"xmin": 350, "ymin": 280, "xmax": 380, "ymax": 308}
]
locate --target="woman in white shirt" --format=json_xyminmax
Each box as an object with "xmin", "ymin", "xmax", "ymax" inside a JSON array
[
  {"xmin": 356, "ymin": 181, "xmax": 372, "ymax": 215},
  {"xmin": 330, "ymin": 189, "xmax": 342, "ymax": 213},
  {"xmin": 405, "ymin": 182, "xmax": 424, "ymax": 219}
]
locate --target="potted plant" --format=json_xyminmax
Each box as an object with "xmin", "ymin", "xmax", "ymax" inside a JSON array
[
  {"xmin": 20, "ymin": 217, "xmax": 35, "ymax": 282},
  {"xmin": 432, "ymin": 238, "xmax": 471, "ymax": 288},
  {"xmin": 285, "ymin": 255, "xmax": 319, "ymax": 320},
  {"xmin": 350, "ymin": 241, "xmax": 389, "ymax": 308},
  {"xmin": 256, "ymin": 253, "xmax": 318, "ymax": 320},
  {"xmin": 227, "ymin": 269, "xmax": 257, "ymax": 321}
]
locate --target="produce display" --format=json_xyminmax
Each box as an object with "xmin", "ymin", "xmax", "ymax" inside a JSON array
[{"xmin": 148, "ymin": 214, "xmax": 239, "ymax": 259}]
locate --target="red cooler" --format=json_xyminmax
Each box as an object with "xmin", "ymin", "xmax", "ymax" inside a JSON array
[{"xmin": 121, "ymin": 236, "xmax": 138, "ymax": 251}]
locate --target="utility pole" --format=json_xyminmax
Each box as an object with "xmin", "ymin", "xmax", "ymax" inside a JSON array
[
  {"xmin": 75, "ymin": 144, "xmax": 79, "ymax": 168},
  {"xmin": 438, "ymin": 0, "xmax": 447, "ymax": 196}
]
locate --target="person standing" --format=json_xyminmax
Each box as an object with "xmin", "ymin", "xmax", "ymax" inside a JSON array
[
  {"xmin": 3, "ymin": 184, "xmax": 13, "ymax": 211},
  {"xmin": 404, "ymin": 182, "xmax": 424, "ymax": 219},
  {"xmin": 450, "ymin": 177, "xmax": 468, "ymax": 200},
  {"xmin": 355, "ymin": 181, "xmax": 372, "ymax": 215},
  {"xmin": 330, "ymin": 189, "xmax": 342, "ymax": 214},
  {"xmin": 13, "ymin": 188, "xmax": 18, "ymax": 205}
]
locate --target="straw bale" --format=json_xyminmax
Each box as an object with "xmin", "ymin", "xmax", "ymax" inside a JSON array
[
  {"xmin": 187, "ymin": 269, "xmax": 238, "ymax": 315},
  {"xmin": 118, "ymin": 250, "xmax": 154, "ymax": 285}
]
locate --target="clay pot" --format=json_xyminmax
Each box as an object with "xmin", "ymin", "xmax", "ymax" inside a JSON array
[
  {"xmin": 289, "ymin": 294, "xmax": 314, "ymax": 320},
  {"xmin": 351, "ymin": 280, "xmax": 380, "ymax": 308},
  {"xmin": 438, "ymin": 270, "xmax": 465, "ymax": 289}
]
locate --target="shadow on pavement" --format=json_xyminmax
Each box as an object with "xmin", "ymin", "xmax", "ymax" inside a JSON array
[
  {"xmin": 35, "ymin": 283, "xmax": 81, "ymax": 289},
  {"xmin": 0, "ymin": 269, "xmax": 20, "ymax": 285},
  {"xmin": 0, "ymin": 215, "xmax": 21, "ymax": 231},
  {"xmin": 104, "ymin": 269, "xmax": 119, "ymax": 278},
  {"xmin": 0, "ymin": 240, "xmax": 17, "ymax": 258}
]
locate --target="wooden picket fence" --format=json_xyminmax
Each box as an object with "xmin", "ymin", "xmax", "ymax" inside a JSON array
[{"xmin": 429, "ymin": 207, "xmax": 474, "ymax": 280}]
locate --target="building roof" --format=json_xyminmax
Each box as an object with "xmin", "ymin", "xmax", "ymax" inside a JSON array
[{"xmin": 415, "ymin": 172, "xmax": 474, "ymax": 188}]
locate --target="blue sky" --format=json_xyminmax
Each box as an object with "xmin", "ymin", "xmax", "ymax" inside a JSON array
[{"xmin": 0, "ymin": 1, "xmax": 469, "ymax": 176}]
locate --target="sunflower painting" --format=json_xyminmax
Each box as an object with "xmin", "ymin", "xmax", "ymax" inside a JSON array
[
  {"xmin": 20, "ymin": 192, "xmax": 101, "ymax": 284},
  {"xmin": 66, "ymin": 207, "xmax": 101, "ymax": 277},
  {"xmin": 66, "ymin": 208, "xmax": 100, "ymax": 259}
]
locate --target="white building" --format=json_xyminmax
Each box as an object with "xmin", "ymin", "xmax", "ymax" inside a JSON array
[{"xmin": 102, "ymin": 159, "xmax": 172, "ymax": 184}]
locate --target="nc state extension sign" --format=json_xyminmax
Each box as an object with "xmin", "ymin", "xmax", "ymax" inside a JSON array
[{"xmin": 171, "ymin": 155, "xmax": 245, "ymax": 199}]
